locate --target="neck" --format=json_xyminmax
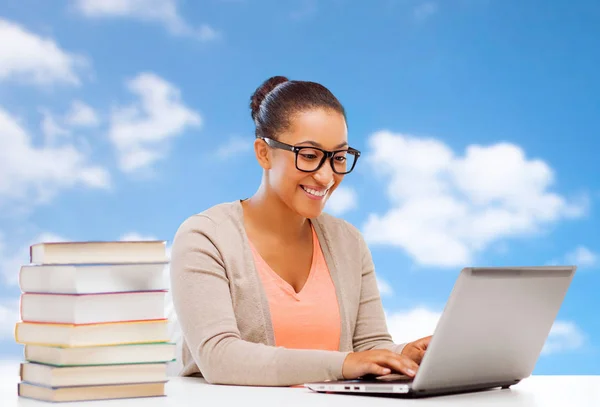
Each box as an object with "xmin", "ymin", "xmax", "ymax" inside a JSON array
[{"xmin": 242, "ymin": 182, "xmax": 310, "ymax": 243}]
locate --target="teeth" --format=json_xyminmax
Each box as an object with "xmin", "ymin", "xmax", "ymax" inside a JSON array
[{"xmin": 303, "ymin": 186, "xmax": 327, "ymax": 197}]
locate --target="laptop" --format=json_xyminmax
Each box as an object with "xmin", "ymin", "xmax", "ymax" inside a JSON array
[{"xmin": 305, "ymin": 266, "xmax": 576, "ymax": 398}]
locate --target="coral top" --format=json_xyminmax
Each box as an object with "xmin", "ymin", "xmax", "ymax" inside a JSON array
[{"xmin": 249, "ymin": 225, "xmax": 341, "ymax": 351}]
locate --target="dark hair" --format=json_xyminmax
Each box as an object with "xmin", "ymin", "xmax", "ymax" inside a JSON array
[{"xmin": 249, "ymin": 75, "xmax": 346, "ymax": 140}]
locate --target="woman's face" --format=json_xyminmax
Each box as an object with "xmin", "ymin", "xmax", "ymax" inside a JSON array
[{"xmin": 263, "ymin": 108, "xmax": 349, "ymax": 219}]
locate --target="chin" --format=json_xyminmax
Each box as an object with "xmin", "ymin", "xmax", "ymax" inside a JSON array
[
  {"xmin": 296, "ymin": 206, "xmax": 324, "ymax": 219},
  {"xmin": 291, "ymin": 194, "xmax": 328, "ymax": 219}
]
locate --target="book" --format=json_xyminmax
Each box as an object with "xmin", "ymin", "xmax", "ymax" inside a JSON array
[
  {"xmin": 30, "ymin": 240, "xmax": 168, "ymax": 265},
  {"xmin": 18, "ymin": 381, "xmax": 166, "ymax": 402},
  {"xmin": 24, "ymin": 342, "xmax": 177, "ymax": 366},
  {"xmin": 15, "ymin": 319, "xmax": 170, "ymax": 347},
  {"xmin": 16, "ymin": 238, "xmax": 175, "ymax": 402},
  {"xmin": 19, "ymin": 262, "xmax": 168, "ymax": 294},
  {"xmin": 20, "ymin": 362, "xmax": 168, "ymax": 387},
  {"xmin": 20, "ymin": 291, "xmax": 167, "ymax": 324}
]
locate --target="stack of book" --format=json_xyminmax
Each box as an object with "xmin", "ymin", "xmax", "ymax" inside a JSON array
[{"xmin": 14, "ymin": 240, "xmax": 176, "ymax": 403}]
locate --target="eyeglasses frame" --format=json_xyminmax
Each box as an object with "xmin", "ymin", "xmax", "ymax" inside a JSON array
[{"xmin": 257, "ymin": 136, "xmax": 361, "ymax": 174}]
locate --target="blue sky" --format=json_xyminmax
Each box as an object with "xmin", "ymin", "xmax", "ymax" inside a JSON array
[{"xmin": 0, "ymin": 0, "xmax": 598, "ymax": 375}]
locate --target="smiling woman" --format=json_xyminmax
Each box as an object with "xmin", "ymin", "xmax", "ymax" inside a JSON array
[
  {"xmin": 248, "ymin": 76, "xmax": 359, "ymax": 220},
  {"xmin": 168, "ymin": 76, "xmax": 430, "ymax": 386}
]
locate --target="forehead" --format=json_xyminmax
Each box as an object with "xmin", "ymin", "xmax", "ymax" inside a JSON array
[{"xmin": 281, "ymin": 108, "xmax": 348, "ymax": 149}]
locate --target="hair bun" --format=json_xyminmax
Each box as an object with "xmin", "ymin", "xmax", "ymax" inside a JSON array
[{"xmin": 250, "ymin": 75, "xmax": 289, "ymax": 121}]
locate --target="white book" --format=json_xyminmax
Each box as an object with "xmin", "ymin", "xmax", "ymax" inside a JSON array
[
  {"xmin": 18, "ymin": 381, "xmax": 166, "ymax": 402},
  {"xmin": 20, "ymin": 291, "xmax": 166, "ymax": 324},
  {"xmin": 19, "ymin": 262, "xmax": 168, "ymax": 294},
  {"xmin": 30, "ymin": 240, "xmax": 168, "ymax": 265}
]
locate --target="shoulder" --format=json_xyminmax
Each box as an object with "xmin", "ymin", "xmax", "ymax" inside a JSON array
[{"xmin": 172, "ymin": 200, "xmax": 242, "ymax": 243}]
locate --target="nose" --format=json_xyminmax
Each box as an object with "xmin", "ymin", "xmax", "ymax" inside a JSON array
[{"xmin": 313, "ymin": 160, "xmax": 335, "ymax": 187}]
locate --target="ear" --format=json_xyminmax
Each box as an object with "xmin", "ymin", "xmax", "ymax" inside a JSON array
[{"xmin": 254, "ymin": 138, "xmax": 272, "ymax": 170}]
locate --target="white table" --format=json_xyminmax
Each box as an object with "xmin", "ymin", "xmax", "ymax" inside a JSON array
[{"xmin": 1, "ymin": 362, "xmax": 599, "ymax": 406}]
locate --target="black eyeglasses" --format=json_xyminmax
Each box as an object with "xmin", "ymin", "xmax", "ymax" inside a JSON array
[{"xmin": 257, "ymin": 136, "xmax": 361, "ymax": 174}]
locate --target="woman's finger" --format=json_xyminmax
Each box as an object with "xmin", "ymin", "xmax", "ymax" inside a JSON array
[
  {"xmin": 375, "ymin": 353, "xmax": 419, "ymax": 377},
  {"xmin": 367, "ymin": 362, "xmax": 391, "ymax": 376},
  {"xmin": 401, "ymin": 357, "xmax": 420, "ymax": 376}
]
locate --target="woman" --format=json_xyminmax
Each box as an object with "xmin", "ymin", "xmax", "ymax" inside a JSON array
[{"xmin": 169, "ymin": 76, "xmax": 431, "ymax": 386}]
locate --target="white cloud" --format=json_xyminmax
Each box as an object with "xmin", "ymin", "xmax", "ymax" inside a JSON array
[
  {"xmin": 0, "ymin": 299, "xmax": 20, "ymax": 339},
  {"xmin": 0, "ymin": 107, "xmax": 110, "ymax": 210},
  {"xmin": 290, "ymin": 0, "xmax": 318, "ymax": 20},
  {"xmin": 362, "ymin": 131, "xmax": 587, "ymax": 267},
  {"xmin": 108, "ymin": 72, "xmax": 202, "ymax": 173},
  {"xmin": 0, "ymin": 18, "xmax": 87, "ymax": 86},
  {"xmin": 326, "ymin": 186, "xmax": 358, "ymax": 216},
  {"xmin": 386, "ymin": 306, "xmax": 585, "ymax": 356},
  {"xmin": 564, "ymin": 246, "xmax": 597, "ymax": 268},
  {"xmin": 119, "ymin": 232, "xmax": 157, "ymax": 241},
  {"xmin": 541, "ymin": 321, "xmax": 586, "ymax": 355},
  {"xmin": 39, "ymin": 100, "xmax": 99, "ymax": 145},
  {"xmin": 40, "ymin": 108, "xmax": 70, "ymax": 144},
  {"xmin": 377, "ymin": 277, "xmax": 394, "ymax": 297},
  {"xmin": 386, "ymin": 307, "xmax": 441, "ymax": 344},
  {"xmin": 215, "ymin": 136, "xmax": 251, "ymax": 159},
  {"xmin": 73, "ymin": 0, "xmax": 220, "ymax": 41},
  {"xmin": 120, "ymin": 232, "xmax": 171, "ymax": 259},
  {"xmin": 195, "ymin": 25, "xmax": 219, "ymax": 42},
  {"xmin": 0, "ymin": 232, "xmax": 67, "ymax": 286},
  {"xmin": 65, "ymin": 100, "xmax": 100, "ymax": 127},
  {"xmin": 413, "ymin": 1, "xmax": 438, "ymax": 20}
]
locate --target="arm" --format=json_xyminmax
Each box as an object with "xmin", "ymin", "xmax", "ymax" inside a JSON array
[
  {"xmin": 350, "ymin": 225, "xmax": 408, "ymax": 354},
  {"xmin": 169, "ymin": 215, "xmax": 349, "ymax": 386}
]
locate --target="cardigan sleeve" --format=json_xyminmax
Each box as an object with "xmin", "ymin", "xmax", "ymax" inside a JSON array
[
  {"xmin": 169, "ymin": 214, "xmax": 350, "ymax": 386},
  {"xmin": 348, "ymin": 223, "xmax": 408, "ymax": 355}
]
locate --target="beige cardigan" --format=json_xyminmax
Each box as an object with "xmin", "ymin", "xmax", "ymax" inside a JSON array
[{"xmin": 169, "ymin": 200, "xmax": 406, "ymax": 386}]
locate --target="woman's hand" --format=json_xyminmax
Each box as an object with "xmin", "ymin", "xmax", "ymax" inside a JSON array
[
  {"xmin": 342, "ymin": 349, "xmax": 420, "ymax": 379},
  {"xmin": 401, "ymin": 335, "xmax": 432, "ymax": 365}
]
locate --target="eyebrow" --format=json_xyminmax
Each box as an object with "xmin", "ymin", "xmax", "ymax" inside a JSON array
[{"xmin": 297, "ymin": 140, "xmax": 348, "ymax": 149}]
